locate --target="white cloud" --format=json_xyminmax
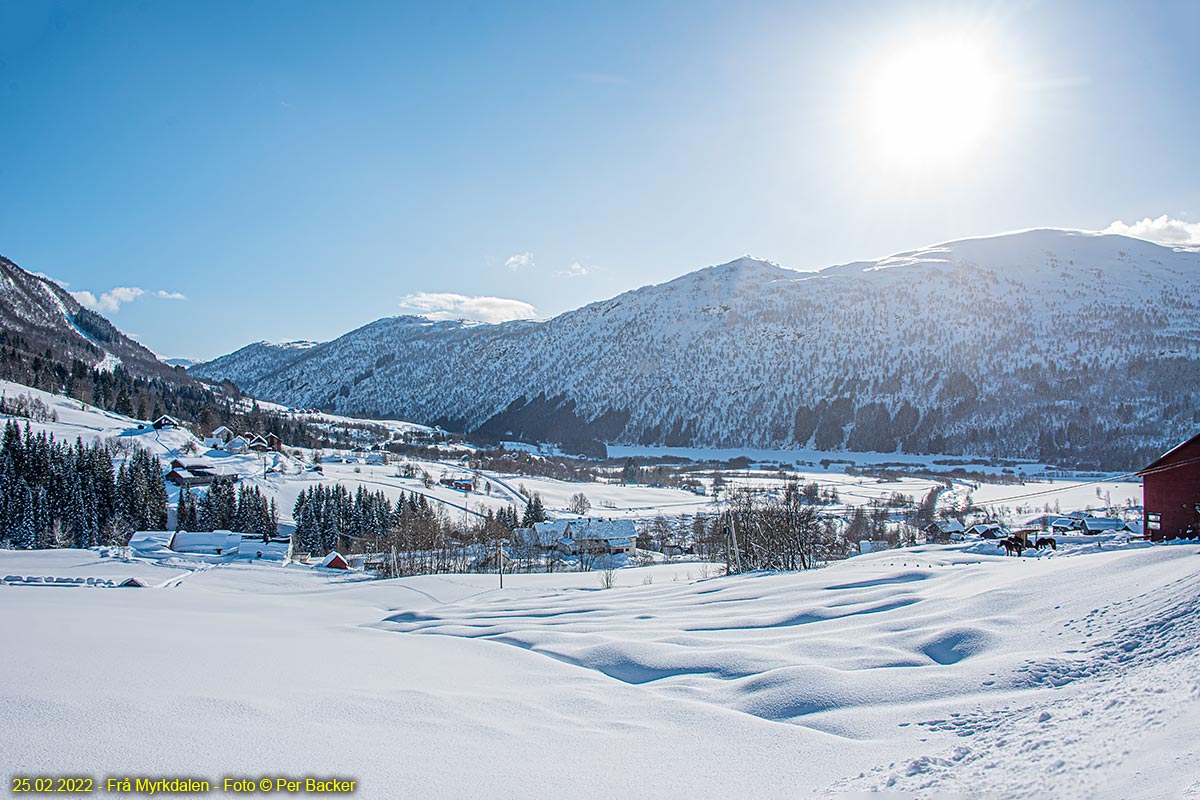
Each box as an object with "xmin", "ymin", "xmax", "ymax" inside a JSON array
[
  {"xmin": 554, "ymin": 261, "xmax": 589, "ymax": 278},
  {"xmin": 398, "ymin": 292, "xmax": 536, "ymax": 323},
  {"xmin": 71, "ymin": 286, "xmax": 145, "ymax": 313},
  {"xmin": 1104, "ymin": 215, "xmax": 1200, "ymax": 245},
  {"xmin": 504, "ymin": 252, "xmax": 534, "ymax": 271},
  {"xmin": 155, "ymin": 290, "xmax": 187, "ymax": 300}
]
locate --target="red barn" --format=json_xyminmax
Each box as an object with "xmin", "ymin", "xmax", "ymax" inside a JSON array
[
  {"xmin": 1138, "ymin": 432, "xmax": 1200, "ymax": 541},
  {"xmin": 318, "ymin": 551, "xmax": 349, "ymax": 570}
]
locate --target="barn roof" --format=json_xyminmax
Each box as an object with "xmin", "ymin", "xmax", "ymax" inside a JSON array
[
  {"xmin": 319, "ymin": 551, "xmax": 349, "ymax": 569},
  {"xmin": 1138, "ymin": 431, "xmax": 1200, "ymax": 476}
]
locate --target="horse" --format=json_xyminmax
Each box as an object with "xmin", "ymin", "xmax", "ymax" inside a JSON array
[
  {"xmin": 998, "ymin": 537, "xmax": 1025, "ymax": 557},
  {"xmin": 1034, "ymin": 536, "xmax": 1057, "ymax": 551}
]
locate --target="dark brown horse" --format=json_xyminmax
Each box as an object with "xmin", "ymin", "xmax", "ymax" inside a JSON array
[
  {"xmin": 1034, "ymin": 537, "xmax": 1057, "ymax": 551},
  {"xmin": 998, "ymin": 537, "xmax": 1025, "ymax": 556}
]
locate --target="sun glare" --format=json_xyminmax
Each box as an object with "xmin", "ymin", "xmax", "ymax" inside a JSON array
[{"xmin": 862, "ymin": 36, "xmax": 1006, "ymax": 169}]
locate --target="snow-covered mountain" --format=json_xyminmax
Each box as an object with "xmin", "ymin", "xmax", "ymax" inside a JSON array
[
  {"xmin": 192, "ymin": 229, "xmax": 1200, "ymax": 468},
  {"xmin": 189, "ymin": 340, "xmax": 320, "ymax": 384},
  {"xmin": 0, "ymin": 254, "xmax": 177, "ymax": 381}
]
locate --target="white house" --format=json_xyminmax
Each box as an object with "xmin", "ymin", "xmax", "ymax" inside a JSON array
[
  {"xmin": 223, "ymin": 436, "xmax": 250, "ymax": 455},
  {"xmin": 204, "ymin": 426, "xmax": 238, "ymax": 450},
  {"xmin": 520, "ymin": 518, "xmax": 638, "ymax": 556}
]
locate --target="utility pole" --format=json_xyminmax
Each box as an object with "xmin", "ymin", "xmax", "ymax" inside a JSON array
[
  {"xmin": 726, "ymin": 512, "xmax": 743, "ymax": 574},
  {"xmin": 498, "ymin": 536, "xmax": 504, "ymax": 589}
]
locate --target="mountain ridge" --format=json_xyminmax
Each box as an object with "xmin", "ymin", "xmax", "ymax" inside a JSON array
[{"xmin": 192, "ymin": 228, "xmax": 1200, "ymax": 468}]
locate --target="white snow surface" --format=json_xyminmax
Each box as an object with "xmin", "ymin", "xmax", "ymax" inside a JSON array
[{"xmin": 1, "ymin": 542, "xmax": 1198, "ymax": 798}]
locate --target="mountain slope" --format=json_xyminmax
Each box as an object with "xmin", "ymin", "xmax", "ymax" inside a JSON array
[
  {"xmin": 192, "ymin": 230, "xmax": 1200, "ymax": 468},
  {"xmin": 190, "ymin": 340, "xmax": 321, "ymax": 386},
  {"xmin": 0, "ymin": 254, "xmax": 178, "ymax": 382}
]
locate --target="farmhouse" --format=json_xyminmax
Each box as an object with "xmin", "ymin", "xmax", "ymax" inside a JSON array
[
  {"xmin": 1138, "ymin": 432, "xmax": 1200, "ymax": 541},
  {"xmin": 165, "ymin": 467, "xmax": 215, "ymax": 487},
  {"xmin": 521, "ymin": 518, "xmax": 638, "ymax": 556},
  {"xmin": 223, "ymin": 436, "xmax": 250, "ymax": 454},
  {"xmin": 964, "ymin": 523, "xmax": 1007, "ymax": 539},
  {"xmin": 152, "ymin": 414, "xmax": 180, "ymax": 430},
  {"xmin": 1050, "ymin": 517, "xmax": 1083, "ymax": 534},
  {"xmin": 922, "ymin": 519, "xmax": 966, "ymax": 543},
  {"xmin": 205, "ymin": 425, "xmax": 234, "ymax": 446}
]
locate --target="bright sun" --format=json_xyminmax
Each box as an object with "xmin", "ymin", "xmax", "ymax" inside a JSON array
[{"xmin": 862, "ymin": 36, "xmax": 1006, "ymax": 169}]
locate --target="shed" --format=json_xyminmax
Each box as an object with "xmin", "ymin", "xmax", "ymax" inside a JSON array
[
  {"xmin": 1138, "ymin": 432, "xmax": 1200, "ymax": 541},
  {"xmin": 319, "ymin": 551, "xmax": 350, "ymax": 570},
  {"xmin": 118, "ymin": 577, "xmax": 147, "ymax": 588}
]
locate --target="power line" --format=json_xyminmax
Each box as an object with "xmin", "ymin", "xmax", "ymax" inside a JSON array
[{"xmin": 972, "ymin": 454, "xmax": 1200, "ymax": 508}]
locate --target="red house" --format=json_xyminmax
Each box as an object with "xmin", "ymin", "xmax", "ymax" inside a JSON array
[{"xmin": 1138, "ymin": 432, "xmax": 1200, "ymax": 541}]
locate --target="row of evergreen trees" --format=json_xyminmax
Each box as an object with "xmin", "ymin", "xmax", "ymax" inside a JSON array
[
  {"xmin": 292, "ymin": 483, "xmax": 531, "ymax": 557},
  {"xmin": 0, "ymin": 420, "xmax": 167, "ymax": 549},
  {"xmin": 175, "ymin": 475, "xmax": 278, "ymax": 536},
  {"xmin": 294, "ymin": 485, "xmax": 430, "ymax": 556}
]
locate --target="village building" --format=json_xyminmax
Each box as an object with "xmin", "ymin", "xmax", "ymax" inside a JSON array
[
  {"xmin": 439, "ymin": 475, "xmax": 474, "ymax": 492},
  {"xmin": 204, "ymin": 425, "xmax": 235, "ymax": 447},
  {"xmin": 1138, "ymin": 432, "xmax": 1200, "ymax": 541},
  {"xmin": 963, "ymin": 523, "xmax": 1007, "ymax": 539},
  {"xmin": 152, "ymin": 414, "xmax": 180, "ymax": 430},
  {"xmin": 168, "ymin": 530, "xmax": 242, "ymax": 556},
  {"xmin": 518, "ymin": 518, "xmax": 638, "ymax": 556},
  {"xmin": 319, "ymin": 551, "xmax": 350, "ymax": 570},
  {"xmin": 1078, "ymin": 517, "xmax": 1126, "ymax": 535},
  {"xmin": 165, "ymin": 467, "xmax": 215, "ymax": 487},
  {"xmin": 224, "ymin": 436, "xmax": 250, "ymax": 454},
  {"xmin": 1050, "ymin": 517, "xmax": 1084, "ymax": 534},
  {"xmin": 922, "ymin": 519, "xmax": 965, "ymax": 543}
]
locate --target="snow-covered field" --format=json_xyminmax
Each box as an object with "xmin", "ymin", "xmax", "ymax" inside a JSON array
[{"xmin": 2, "ymin": 540, "xmax": 1198, "ymax": 798}]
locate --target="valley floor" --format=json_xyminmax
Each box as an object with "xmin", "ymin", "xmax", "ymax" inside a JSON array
[{"xmin": 2, "ymin": 542, "xmax": 1199, "ymax": 798}]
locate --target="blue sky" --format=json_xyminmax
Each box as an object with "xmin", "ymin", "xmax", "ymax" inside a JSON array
[{"xmin": 1, "ymin": 0, "xmax": 1197, "ymax": 360}]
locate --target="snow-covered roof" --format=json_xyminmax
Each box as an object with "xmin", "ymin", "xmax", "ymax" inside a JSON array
[
  {"xmin": 319, "ymin": 551, "xmax": 349, "ymax": 568},
  {"xmin": 1080, "ymin": 517, "xmax": 1124, "ymax": 532},
  {"xmin": 564, "ymin": 518, "xmax": 638, "ymax": 541},
  {"xmin": 170, "ymin": 530, "xmax": 241, "ymax": 554}
]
